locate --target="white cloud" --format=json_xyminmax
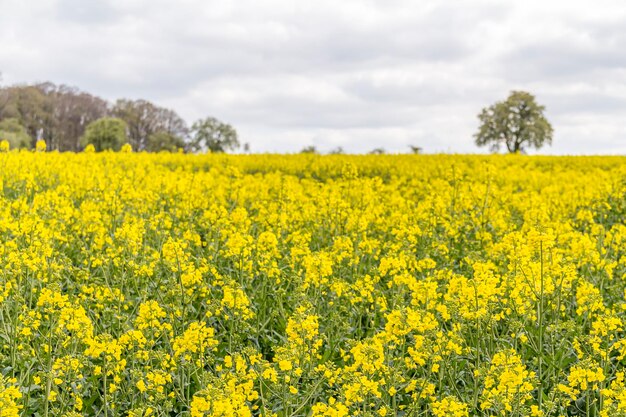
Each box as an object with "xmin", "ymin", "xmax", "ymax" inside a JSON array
[{"xmin": 0, "ymin": 0, "xmax": 625, "ymax": 153}]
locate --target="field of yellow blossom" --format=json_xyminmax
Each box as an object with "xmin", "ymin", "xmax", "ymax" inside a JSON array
[{"xmin": 0, "ymin": 149, "xmax": 625, "ymax": 416}]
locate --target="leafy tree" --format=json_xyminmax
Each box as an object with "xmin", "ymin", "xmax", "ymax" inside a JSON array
[
  {"xmin": 146, "ymin": 131, "xmax": 186, "ymax": 152},
  {"xmin": 475, "ymin": 91, "xmax": 553, "ymax": 153},
  {"xmin": 190, "ymin": 117, "xmax": 239, "ymax": 153},
  {"xmin": 300, "ymin": 146, "xmax": 318, "ymax": 154},
  {"xmin": 81, "ymin": 118, "xmax": 128, "ymax": 151},
  {"xmin": 0, "ymin": 118, "xmax": 31, "ymax": 148},
  {"xmin": 369, "ymin": 148, "xmax": 386, "ymax": 155},
  {"xmin": 328, "ymin": 147, "xmax": 345, "ymax": 155},
  {"xmin": 409, "ymin": 145, "xmax": 422, "ymax": 154},
  {"xmin": 0, "ymin": 85, "xmax": 51, "ymax": 148}
]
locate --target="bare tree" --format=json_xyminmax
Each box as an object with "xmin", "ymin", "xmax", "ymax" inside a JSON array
[
  {"xmin": 112, "ymin": 99, "xmax": 188, "ymax": 151},
  {"xmin": 0, "ymin": 82, "xmax": 108, "ymax": 150},
  {"xmin": 0, "ymin": 82, "xmax": 191, "ymax": 152}
]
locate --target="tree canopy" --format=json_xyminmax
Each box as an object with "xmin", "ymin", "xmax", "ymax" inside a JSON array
[
  {"xmin": 0, "ymin": 83, "xmax": 108, "ymax": 151},
  {"xmin": 190, "ymin": 117, "xmax": 239, "ymax": 153},
  {"xmin": 0, "ymin": 118, "xmax": 31, "ymax": 149},
  {"xmin": 81, "ymin": 118, "xmax": 128, "ymax": 152},
  {"xmin": 0, "ymin": 81, "xmax": 234, "ymax": 153},
  {"xmin": 300, "ymin": 146, "xmax": 318, "ymax": 154},
  {"xmin": 112, "ymin": 99, "xmax": 188, "ymax": 151},
  {"xmin": 474, "ymin": 91, "xmax": 553, "ymax": 153},
  {"xmin": 146, "ymin": 131, "xmax": 186, "ymax": 152}
]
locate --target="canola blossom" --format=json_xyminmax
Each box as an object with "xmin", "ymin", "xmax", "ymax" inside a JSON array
[{"xmin": 0, "ymin": 150, "xmax": 625, "ymax": 416}]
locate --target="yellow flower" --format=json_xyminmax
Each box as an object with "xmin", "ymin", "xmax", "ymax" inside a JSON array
[
  {"xmin": 480, "ymin": 349, "xmax": 536, "ymax": 413},
  {"xmin": 432, "ymin": 396, "xmax": 469, "ymax": 417},
  {"xmin": 35, "ymin": 138, "xmax": 46, "ymax": 151},
  {"xmin": 278, "ymin": 360, "xmax": 292, "ymax": 371},
  {"xmin": 136, "ymin": 379, "xmax": 147, "ymax": 393},
  {"xmin": 172, "ymin": 321, "xmax": 218, "ymax": 359},
  {"xmin": 0, "ymin": 376, "xmax": 22, "ymax": 417}
]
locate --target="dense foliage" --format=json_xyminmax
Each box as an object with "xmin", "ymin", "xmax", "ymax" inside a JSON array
[
  {"xmin": 190, "ymin": 117, "xmax": 240, "ymax": 153},
  {"xmin": 0, "ymin": 83, "xmax": 108, "ymax": 151},
  {"xmin": 0, "ymin": 151, "xmax": 624, "ymax": 416},
  {"xmin": 81, "ymin": 118, "xmax": 128, "ymax": 152},
  {"xmin": 0, "ymin": 83, "xmax": 236, "ymax": 153},
  {"xmin": 0, "ymin": 118, "xmax": 31, "ymax": 149},
  {"xmin": 475, "ymin": 91, "xmax": 553, "ymax": 153}
]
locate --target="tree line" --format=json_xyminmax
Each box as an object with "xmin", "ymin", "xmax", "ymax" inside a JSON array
[
  {"xmin": 0, "ymin": 82, "xmax": 240, "ymax": 152},
  {"xmin": 0, "ymin": 81, "xmax": 553, "ymax": 154}
]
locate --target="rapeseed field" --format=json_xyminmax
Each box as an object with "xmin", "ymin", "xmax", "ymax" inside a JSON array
[{"xmin": 0, "ymin": 149, "xmax": 625, "ymax": 416}]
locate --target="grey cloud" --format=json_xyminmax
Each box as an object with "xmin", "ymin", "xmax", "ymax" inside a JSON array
[
  {"xmin": 545, "ymin": 92, "xmax": 626, "ymax": 115},
  {"xmin": 499, "ymin": 11, "xmax": 626, "ymax": 82},
  {"xmin": 54, "ymin": 0, "xmax": 119, "ymax": 24},
  {"xmin": 502, "ymin": 41, "xmax": 626, "ymax": 81},
  {"xmin": 343, "ymin": 72, "xmax": 477, "ymax": 106}
]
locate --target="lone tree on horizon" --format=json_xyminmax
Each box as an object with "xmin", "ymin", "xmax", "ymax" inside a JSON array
[
  {"xmin": 190, "ymin": 117, "xmax": 239, "ymax": 153},
  {"xmin": 474, "ymin": 91, "xmax": 553, "ymax": 153}
]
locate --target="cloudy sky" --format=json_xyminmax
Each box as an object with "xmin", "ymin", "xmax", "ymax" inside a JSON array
[{"xmin": 1, "ymin": 0, "xmax": 625, "ymax": 154}]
